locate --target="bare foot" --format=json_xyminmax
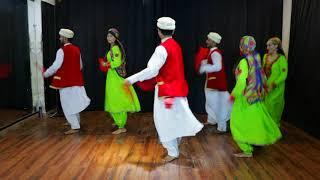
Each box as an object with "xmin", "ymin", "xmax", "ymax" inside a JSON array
[
  {"xmin": 162, "ymin": 155, "xmax": 178, "ymax": 163},
  {"xmin": 112, "ymin": 128, "xmax": 127, "ymax": 135},
  {"xmin": 64, "ymin": 129, "xmax": 80, "ymax": 135},
  {"xmin": 233, "ymin": 152, "xmax": 253, "ymax": 158}
]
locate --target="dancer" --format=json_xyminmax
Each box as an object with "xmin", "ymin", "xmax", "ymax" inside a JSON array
[
  {"xmin": 124, "ymin": 17, "xmax": 203, "ymax": 163},
  {"xmin": 43, "ymin": 28, "xmax": 91, "ymax": 135},
  {"xmin": 230, "ymin": 36, "xmax": 281, "ymax": 157},
  {"xmin": 99, "ymin": 28, "xmax": 141, "ymax": 134},
  {"xmin": 198, "ymin": 32, "xmax": 232, "ymax": 133},
  {"xmin": 263, "ymin": 37, "xmax": 288, "ymax": 126}
]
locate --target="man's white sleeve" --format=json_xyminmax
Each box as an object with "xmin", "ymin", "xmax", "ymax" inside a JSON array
[
  {"xmin": 126, "ymin": 46, "xmax": 167, "ymax": 84},
  {"xmin": 44, "ymin": 48, "xmax": 64, "ymax": 78}
]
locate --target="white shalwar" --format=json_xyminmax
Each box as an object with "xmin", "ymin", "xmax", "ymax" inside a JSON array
[
  {"xmin": 126, "ymin": 38, "xmax": 203, "ymax": 157},
  {"xmin": 44, "ymin": 43, "xmax": 90, "ymax": 129},
  {"xmin": 199, "ymin": 47, "xmax": 232, "ymax": 132}
]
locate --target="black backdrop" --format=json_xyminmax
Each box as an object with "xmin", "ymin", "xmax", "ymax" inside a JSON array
[
  {"xmin": 0, "ymin": 0, "xmax": 31, "ymax": 109},
  {"xmin": 42, "ymin": 2, "xmax": 58, "ymax": 110},
  {"xmin": 285, "ymin": 0, "xmax": 320, "ymax": 138},
  {"xmin": 53, "ymin": 0, "xmax": 283, "ymax": 112}
]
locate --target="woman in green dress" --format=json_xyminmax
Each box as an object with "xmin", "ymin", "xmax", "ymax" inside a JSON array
[
  {"xmin": 230, "ymin": 36, "xmax": 281, "ymax": 158},
  {"xmin": 263, "ymin": 37, "xmax": 288, "ymax": 126},
  {"xmin": 100, "ymin": 28, "xmax": 140, "ymax": 134}
]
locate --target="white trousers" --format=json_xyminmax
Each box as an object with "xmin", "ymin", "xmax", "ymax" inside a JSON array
[
  {"xmin": 205, "ymin": 89, "xmax": 232, "ymax": 132},
  {"xmin": 65, "ymin": 113, "xmax": 80, "ymax": 129},
  {"xmin": 207, "ymin": 113, "xmax": 227, "ymax": 131},
  {"xmin": 59, "ymin": 86, "xmax": 90, "ymax": 130},
  {"xmin": 162, "ymin": 137, "xmax": 182, "ymax": 157}
]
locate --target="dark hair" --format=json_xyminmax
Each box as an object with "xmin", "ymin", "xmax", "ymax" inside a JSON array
[
  {"xmin": 158, "ymin": 28, "xmax": 174, "ymax": 36},
  {"xmin": 277, "ymin": 47, "xmax": 285, "ymax": 55},
  {"xmin": 66, "ymin": 38, "xmax": 73, "ymax": 42},
  {"xmin": 107, "ymin": 29, "xmax": 126, "ymax": 62}
]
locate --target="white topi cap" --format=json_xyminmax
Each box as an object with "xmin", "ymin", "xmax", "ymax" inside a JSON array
[
  {"xmin": 207, "ymin": 32, "xmax": 222, "ymax": 44},
  {"xmin": 59, "ymin": 28, "xmax": 74, "ymax": 38},
  {"xmin": 157, "ymin": 17, "xmax": 176, "ymax": 30}
]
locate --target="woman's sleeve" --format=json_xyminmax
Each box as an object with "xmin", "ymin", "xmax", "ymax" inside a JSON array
[
  {"xmin": 274, "ymin": 55, "xmax": 288, "ymax": 85},
  {"xmin": 231, "ymin": 59, "xmax": 248, "ymax": 97}
]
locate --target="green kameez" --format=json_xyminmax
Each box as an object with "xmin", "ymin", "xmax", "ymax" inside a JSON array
[
  {"xmin": 104, "ymin": 45, "xmax": 140, "ymax": 128},
  {"xmin": 230, "ymin": 58, "xmax": 282, "ymax": 154},
  {"xmin": 263, "ymin": 54, "xmax": 288, "ymax": 126}
]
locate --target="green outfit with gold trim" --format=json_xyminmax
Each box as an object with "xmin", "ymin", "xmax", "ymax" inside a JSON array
[
  {"xmin": 263, "ymin": 54, "xmax": 288, "ymax": 126},
  {"xmin": 104, "ymin": 45, "xmax": 140, "ymax": 128}
]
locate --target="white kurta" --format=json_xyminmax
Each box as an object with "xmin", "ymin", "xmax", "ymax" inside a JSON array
[
  {"xmin": 127, "ymin": 38, "xmax": 203, "ymax": 143},
  {"xmin": 199, "ymin": 47, "xmax": 232, "ymax": 131},
  {"xmin": 44, "ymin": 43, "xmax": 90, "ymax": 116}
]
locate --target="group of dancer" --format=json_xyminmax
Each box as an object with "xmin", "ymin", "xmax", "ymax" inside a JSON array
[{"xmin": 43, "ymin": 16, "xmax": 288, "ymax": 162}]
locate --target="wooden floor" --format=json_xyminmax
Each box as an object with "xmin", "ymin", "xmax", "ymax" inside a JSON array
[
  {"xmin": 0, "ymin": 109, "xmax": 31, "ymax": 129},
  {"xmin": 0, "ymin": 111, "xmax": 319, "ymax": 179}
]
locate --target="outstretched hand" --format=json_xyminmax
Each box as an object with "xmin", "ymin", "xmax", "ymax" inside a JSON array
[
  {"xmin": 42, "ymin": 67, "xmax": 47, "ymax": 78},
  {"xmin": 123, "ymin": 80, "xmax": 134, "ymax": 102},
  {"xmin": 229, "ymin": 95, "xmax": 235, "ymax": 103},
  {"xmin": 123, "ymin": 79, "xmax": 131, "ymax": 88}
]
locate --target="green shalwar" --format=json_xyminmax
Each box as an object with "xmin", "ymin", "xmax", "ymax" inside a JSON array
[
  {"xmin": 263, "ymin": 54, "xmax": 288, "ymax": 126},
  {"xmin": 104, "ymin": 45, "xmax": 140, "ymax": 128},
  {"xmin": 230, "ymin": 58, "xmax": 282, "ymax": 155}
]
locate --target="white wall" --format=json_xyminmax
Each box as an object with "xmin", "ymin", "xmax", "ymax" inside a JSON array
[{"xmin": 282, "ymin": 0, "xmax": 292, "ymax": 58}]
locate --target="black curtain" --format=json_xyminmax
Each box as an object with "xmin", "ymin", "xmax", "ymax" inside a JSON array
[
  {"xmin": 42, "ymin": 2, "xmax": 58, "ymax": 111},
  {"xmin": 285, "ymin": 0, "xmax": 320, "ymax": 138},
  {"xmin": 0, "ymin": 0, "xmax": 31, "ymax": 109},
  {"xmin": 54, "ymin": 0, "xmax": 282, "ymax": 112}
]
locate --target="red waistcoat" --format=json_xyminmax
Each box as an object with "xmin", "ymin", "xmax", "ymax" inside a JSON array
[
  {"xmin": 156, "ymin": 38, "xmax": 189, "ymax": 97},
  {"xmin": 50, "ymin": 44, "xmax": 84, "ymax": 89},
  {"xmin": 206, "ymin": 48, "xmax": 228, "ymax": 91}
]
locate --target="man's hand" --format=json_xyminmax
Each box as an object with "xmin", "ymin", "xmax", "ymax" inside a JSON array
[
  {"xmin": 201, "ymin": 59, "xmax": 208, "ymax": 65},
  {"xmin": 229, "ymin": 95, "xmax": 235, "ymax": 103},
  {"xmin": 123, "ymin": 79, "xmax": 132, "ymax": 93},
  {"xmin": 42, "ymin": 67, "xmax": 47, "ymax": 78},
  {"xmin": 123, "ymin": 80, "xmax": 134, "ymax": 102},
  {"xmin": 123, "ymin": 79, "xmax": 131, "ymax": 87}
]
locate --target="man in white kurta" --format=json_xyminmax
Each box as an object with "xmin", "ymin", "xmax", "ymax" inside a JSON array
[
  {"xmin": 199, "ymin": 32, "xmax": 232, "ymax": 133},
  {"xmin": 125, "ymin": 17, "xmax": 203, "ymax": 163},
  {"xmin": 43, "ymin": 29, "xmax": 90, "ymax": 135}
]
